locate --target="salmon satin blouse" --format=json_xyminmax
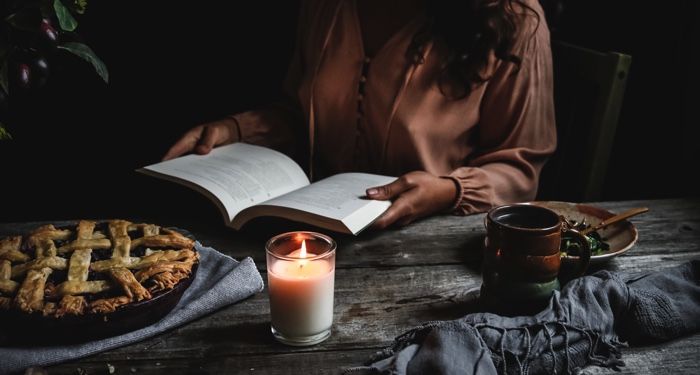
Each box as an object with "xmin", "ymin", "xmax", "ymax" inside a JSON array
[{"xmin": 231, "ymin": 0, "xmax": 556, "ymax": 215}]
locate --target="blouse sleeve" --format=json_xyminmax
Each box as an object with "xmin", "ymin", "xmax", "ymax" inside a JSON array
[
  {"xmin": 447, "ymin": 9, "xmax": 557, "ymax": 215},
  {"xmin": 229, "ymin": 2, "xmax": 308, "ymax": 159}
]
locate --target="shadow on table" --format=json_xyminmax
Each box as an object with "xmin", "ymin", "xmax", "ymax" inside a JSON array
[{"xmin": 193, "ymin": 321, "xmax": 279, "ymax": 348}]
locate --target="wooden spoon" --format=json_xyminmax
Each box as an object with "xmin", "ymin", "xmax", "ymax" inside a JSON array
[{"xmin": 581, "ymin": 207, "xmax": 649, "ymax": 235}]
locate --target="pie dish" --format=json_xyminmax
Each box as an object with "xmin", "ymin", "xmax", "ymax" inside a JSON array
[
  {"xmin": 0, "ymin": 220, "xmax": 199, "ymax": 344},
  {"xmin": 526, "ymin": 201, "xmax": 638, "ymax": 265}
]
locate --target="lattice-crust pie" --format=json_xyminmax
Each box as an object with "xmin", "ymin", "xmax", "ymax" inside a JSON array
[{"xmin": 0, "ymin": 220, "xmax": 198, "ymax": 322}]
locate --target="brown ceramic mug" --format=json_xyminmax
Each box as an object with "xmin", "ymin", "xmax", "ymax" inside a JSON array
[{"xmin": 484, "ymin": 204, "xmax": 591, "ymax": 282}]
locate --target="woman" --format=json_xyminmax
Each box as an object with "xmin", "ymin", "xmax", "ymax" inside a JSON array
[{"xmin": 163, "ymin": 0, "xmax": 556, "ymax": 229}]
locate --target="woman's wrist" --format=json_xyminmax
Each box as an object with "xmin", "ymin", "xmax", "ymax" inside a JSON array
[
  {"xmin": 439, "ymin": 175, "xmax": 463, "ymax": 213},
  {"xmin": 224, "ymin": 115, "xmax": 243, "ymax": 144}
]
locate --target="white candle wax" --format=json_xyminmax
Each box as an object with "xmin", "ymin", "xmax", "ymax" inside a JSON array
[{"xmin": 268, "ymin": 246, "xmax": 335, "ymax": 338}]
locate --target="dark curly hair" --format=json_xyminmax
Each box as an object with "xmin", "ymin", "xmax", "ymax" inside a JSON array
[{"xmin": 409, "ymin": 0, "xmax": 541, "ymax": 99}]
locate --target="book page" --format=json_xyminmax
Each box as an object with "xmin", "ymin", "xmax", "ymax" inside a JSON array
[
  {"xmin": 139, "ymin": 143, "xmax": 309, "ymax": 221},
  {"xmin": 259, "ymin": 173, "xmax": 396, "ymax": 234}
]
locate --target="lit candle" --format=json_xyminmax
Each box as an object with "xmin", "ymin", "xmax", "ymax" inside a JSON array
[{"xmin": 266, "ymin": 232, "xmax": 336, "ymax": 346}]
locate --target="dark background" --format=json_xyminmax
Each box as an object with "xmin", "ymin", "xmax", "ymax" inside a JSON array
[{"xmin": 0, "ymin": 0, "xmax": 698, "ymax": 223}]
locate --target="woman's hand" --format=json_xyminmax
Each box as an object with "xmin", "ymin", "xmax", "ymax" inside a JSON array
[
  {"xmin": 366, "ymin": 171, "xmax": 459, "ymax": 229},
  {"xmin": 162, "ymin": 118, "xmax": 239, "ymax": 161}
]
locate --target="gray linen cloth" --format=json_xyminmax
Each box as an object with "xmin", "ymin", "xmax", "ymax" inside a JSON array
[
  {"xmin": 0, "ymin": 243, "xmax": 264, "ymax": 374},
  {"xmin": 346, "ymin": 260, "xmax": 700, "ymax": 375}
]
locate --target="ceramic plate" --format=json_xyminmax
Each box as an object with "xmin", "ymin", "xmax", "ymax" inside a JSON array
[{"xmin": 526, "ymin": 201, "xmax": 639, "ymax": 265}]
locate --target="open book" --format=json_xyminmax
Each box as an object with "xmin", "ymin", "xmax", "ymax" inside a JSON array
[{"xmin": 137, "ymin": 143, "xmax": 396, "ymax": 235}]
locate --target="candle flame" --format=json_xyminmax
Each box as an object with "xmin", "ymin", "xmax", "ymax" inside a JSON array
[
  {"xmin": 300, "ymin": 239, "xmax": 307, "ymax": 259},
  {"xmin": 297, "ymin": 239, "xmax": 309, "ymax": 270}
]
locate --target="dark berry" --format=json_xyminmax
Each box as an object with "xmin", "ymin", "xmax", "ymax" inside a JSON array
[
  {"xmin": 11, "ymin": 49, "xmax": 51, "ymax": 91},
  {"xmin": 31, "ymin": 57, "xmax": 50, "ymax": 88},
  {"xmin": 17, "ymin": 63, "xmax": 31, "ymax": 89},
  {"xmin": 40, "ymin": 18, "xmax": 59, "ymax": 44}
]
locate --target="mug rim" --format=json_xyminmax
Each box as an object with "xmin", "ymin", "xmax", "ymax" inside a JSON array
[{"xmin": 487, "ymin": 204, "xmax": 561, "ymax": 234}]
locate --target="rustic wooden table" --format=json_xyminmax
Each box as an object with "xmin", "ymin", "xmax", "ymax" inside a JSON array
[{"xmin": 3, "ymin": 198, "xmax": 699, "ymax": 374}]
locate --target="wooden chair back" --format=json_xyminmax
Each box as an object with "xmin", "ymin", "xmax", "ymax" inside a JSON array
[{"xmin": 538, "ymin": 40, "xmax": 632, "ymax": 202}]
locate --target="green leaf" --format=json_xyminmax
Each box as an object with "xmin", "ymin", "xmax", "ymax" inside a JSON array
[
  {"xmin": 58, "ymin": 42, "xmax": 109, "ymax": 83},
  {"xmin": 0, "ymin": 61, "xmax": 8, "ymax": 95},
  {"xmin": 0, "ymin": 123, "xmax": 12, "ymax": 140},
  {"xmin": 74, "ymin": 0, "xmax": 88, "ymax": 14},
  {"xmin": 53, "ymin": 0, "xmax": 78, "ymax": 31}
]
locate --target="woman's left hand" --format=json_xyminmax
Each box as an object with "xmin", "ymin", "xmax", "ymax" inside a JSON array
[{"xmin": 366, "ymin": 171, "xmax": 459, "ymax": 229}]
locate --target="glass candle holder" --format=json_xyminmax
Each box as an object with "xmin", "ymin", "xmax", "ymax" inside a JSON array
[{"xmin": 266, "ymin": 231, "xmax": 336, "ymax": 346}]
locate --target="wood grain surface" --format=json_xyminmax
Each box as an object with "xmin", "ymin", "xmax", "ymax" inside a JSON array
[{"xmin": 2, "ymin": 198, "xmax": 698, "ymax": 374}]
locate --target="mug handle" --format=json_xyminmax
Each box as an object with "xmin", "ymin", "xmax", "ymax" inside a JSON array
[{"xmin": 563, "ymin": 227, "xmax": 591, "ymax": 277}]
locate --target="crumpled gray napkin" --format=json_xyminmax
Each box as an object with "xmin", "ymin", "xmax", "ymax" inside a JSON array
[
  {"xmin": 0, "ymin": 243, "xmax": 264, "ymax": 374},
  {"xmin": 346, "ymin": 260, "xmax": 700, "ymax": 375}
]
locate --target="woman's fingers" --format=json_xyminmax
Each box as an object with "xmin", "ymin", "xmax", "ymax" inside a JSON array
[
  {"xmin": 371, "ymin": 189, "xmax": 420, "ymax": 229},
  {"xmin": 372, "ymin": 200, "xmax": 410, "ymax": 229},
  {"xmin": 368, "ymin": 171, "xmax": 459, "ymax": 230},
  {"xmin": 366, "ymin": 175, "xmax": 414, "ymax": 200},
  {"xmin": 163, "ymin": 120, "xmax": 237, "ymax": 160},
  {"xmin": 162, "ymin": 126, "xmax": 205, "ymax": 161},
  {"xmin": 194, "ymin": 125, "xmax": 219, "ymax": 155}
]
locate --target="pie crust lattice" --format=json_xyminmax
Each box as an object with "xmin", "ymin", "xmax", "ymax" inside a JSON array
[{"xmin": 0, "ymin": 220, "xmax": 198, "ymax": 318}]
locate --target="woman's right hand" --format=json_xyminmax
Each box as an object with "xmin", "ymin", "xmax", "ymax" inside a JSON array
[{"xmin": 162, "ymin": 118, "xmax": 239, "ymax": 161}]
